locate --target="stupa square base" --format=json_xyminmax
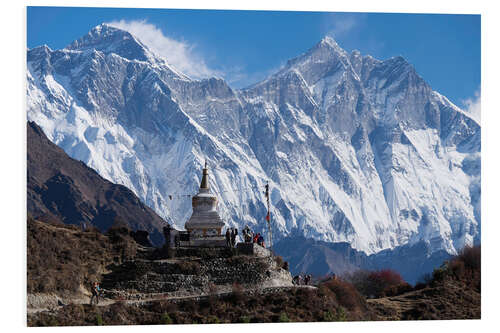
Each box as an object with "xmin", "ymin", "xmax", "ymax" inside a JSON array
[{"xmin": 180, "ymin": 236, "xmax": 227, "ymax": 248}]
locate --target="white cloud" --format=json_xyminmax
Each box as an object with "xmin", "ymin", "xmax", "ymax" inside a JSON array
[
  {"xmin": 462, "ymin": 89, "xmax": 481, "ymax": 124},
  {"xmin": 106, "ymin": 19, "xmax": 220, "ymax": 79},
  {"xmin": 325, "ymin": 13, "xmax": 363, "ymax": 40},
  {"xmin": 329, "ymin": 17, "xmax": 357, "ymax": 38}
]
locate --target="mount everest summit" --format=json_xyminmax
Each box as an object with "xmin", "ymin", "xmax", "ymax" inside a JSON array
[{"xmin": 27, "ymin": 24, "xmax": 480, "ymax": 256}]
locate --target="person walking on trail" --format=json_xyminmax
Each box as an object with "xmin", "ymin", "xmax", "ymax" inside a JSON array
[
  {"xmin": 225, "ymin": 228, "xmax": 231, "ymax": 247},
  {"xmin": 90, "ymin": 281, "xmax": 101, "ymax": 305},
  {"xmin": 231, "ymin": 228, "xmax": 237, "ymax": 247}
]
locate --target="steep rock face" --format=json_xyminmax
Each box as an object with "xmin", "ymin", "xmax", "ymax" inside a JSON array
[
  {"xmin": 27, "ymin": 121, "xmax": 167, "ymax": 244},
  {"xmin": 27, "ymin": 25, "xmax": 480, "ymax": 255}
]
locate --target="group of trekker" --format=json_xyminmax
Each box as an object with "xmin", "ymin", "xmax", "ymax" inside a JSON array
[
  {"xmin": 292, "ymin": 274, "xmax": 312, "ymax": 285},
  {"xmin": 225, "ymin": 225, "xmax": 266, "ymax": 248},
  {"xmin": 243, "ymin": 225, "xmax": 265, "ymax": 247}
]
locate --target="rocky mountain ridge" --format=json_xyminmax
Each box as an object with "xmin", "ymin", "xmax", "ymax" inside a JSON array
[{"xmin": 27, "ymin": 24, "xmax": 480, "ymax": 255}]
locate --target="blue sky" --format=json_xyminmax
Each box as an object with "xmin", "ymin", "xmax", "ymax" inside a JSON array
[{"xmin": 27, "ymin": 7, "xmax": 480, "ymax": 112}]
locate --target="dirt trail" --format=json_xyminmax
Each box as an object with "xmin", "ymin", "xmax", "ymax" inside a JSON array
[
  {"xmin": 28, "ymin": 285, "xmax": 317, "ymax": 314},
  {"xmin": 367, "ymin": 291, "xmax": 419, "ymax": 320}
]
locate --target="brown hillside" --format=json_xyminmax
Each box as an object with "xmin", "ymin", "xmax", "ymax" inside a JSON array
[
  {"xmin": 27, "ymin": 217, "xmax": 137, "ymax": 295},
  {"xmin": 367, "ymin": 246, "xmax": 481, "ymax": 320},
  {"xmin": 27, "ymin": 121, "xmax": 167, "ymax": 244}
]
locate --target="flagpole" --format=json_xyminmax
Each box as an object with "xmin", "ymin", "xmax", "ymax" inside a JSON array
[{"xmin": 265, "ymin": 181, "xmax": 273, "ymax": 250}]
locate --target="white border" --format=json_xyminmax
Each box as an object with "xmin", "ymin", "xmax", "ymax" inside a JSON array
[{"xmin": 2, "ymin": 1, "xmax": 498, "ymax": 332}]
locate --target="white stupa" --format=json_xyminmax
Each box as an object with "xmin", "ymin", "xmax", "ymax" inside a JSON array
[{"xmin": 184, "ymin": 161, "xmax": 226, "ymax": 246}]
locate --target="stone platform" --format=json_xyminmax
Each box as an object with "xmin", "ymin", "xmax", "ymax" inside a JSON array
[
  {"xmin": 236, "ymin": 242, "xmax": 271, "ymax": 258},
  {"xmin": 180, "ymin": 236, "xmax": 226, "ymax": 248}
]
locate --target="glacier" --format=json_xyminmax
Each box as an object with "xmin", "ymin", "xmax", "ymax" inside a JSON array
[{"xmin": 26, "ymin": 25, "xmax": 480, "ymax": 254}]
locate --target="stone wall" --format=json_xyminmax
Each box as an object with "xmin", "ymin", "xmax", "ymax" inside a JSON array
[
  {"xmin": 101, "ymin": 249, "xmax": 292, "ymax": 298},
  {"xmin": 236, "ymin": 242, "xmax": 271, "ymax": 258}
]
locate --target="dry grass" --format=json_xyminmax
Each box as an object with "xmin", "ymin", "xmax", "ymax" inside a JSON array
[
  {"xmin": 27, "ymin": 217, "xmax": 137, "ymax": 294},
  {"xmin": 29, "ymin": 281, "xmax": 376, "ymax": 326},
  {"xmin": 367, "ymin": 245, "xmax": 481, "ymax": 320}
]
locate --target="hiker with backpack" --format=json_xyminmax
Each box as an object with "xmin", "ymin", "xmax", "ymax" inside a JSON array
[{"xmin": 90, "ymin": 281, "xmax": 101, "ymax": 305}]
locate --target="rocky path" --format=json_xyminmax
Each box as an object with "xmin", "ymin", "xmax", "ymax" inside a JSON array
[
  {"xmin": 366, "ymin": 292, "xmax": 418, "ymax": 320},
  {"xmin": 28, "ymin": 285, "xmax": 317, "ymax": 315}
]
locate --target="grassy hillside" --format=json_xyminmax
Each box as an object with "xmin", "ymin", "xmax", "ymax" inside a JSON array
[
  {"xmin": 27, "ymin": 217, "xmax": 137, "ymax": 294},
  {"xmin": 367, "ymin": 246, "xmax": 481, "ymax": 320}
]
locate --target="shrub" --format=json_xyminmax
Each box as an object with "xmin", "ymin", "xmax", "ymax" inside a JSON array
[
  {"xmin": 346, "ymin": 269, "xmax": 408, "ymax": 298},
  {"xmin": 239, "ymin": 315, "xmax": 251, "ymax": 323},
  {"xmin": 95, "ymin": 313, "xmax": 103, "ymax": 326},
  {"xmin": 336, "ymin": 307, "xmax": 347, "ymax": 321},
  {"xmin": 432, "ymin": 265, "xmax": 449, "ymax": 284},
  {"xmin": 161, "ymin": 313, "xmax": 173, "ymax": 324},
  {"xmin": 415, "ymin": 272, "xmax": 433, "ymax": 289},
  {"xmin": 322, "ymin": 278, "xmax": 363, "ymax": 310},
  {"xmin": 449, "ymin": 259, "xmax": 466, "ymax": 280},
  {"xmin": 459, "ymin": 246, "xmax": 481, "ymax": 271},
  {"xmin": 384, "ymin": 282, "xmax": 412, "ymax": 297},
  {"xmin": 274, "ymin": 255, "xmax": 284, "ymax": 269},
  {"xmin": 323, "ymin": 310, "xmax": 336, "ymax": 321},
  {"xmin": 207, "ymin": 315, "xmax": 220, "ymax": 324},
  {"xmin": 344, "ymin": 270, "xmax": 371, "ymax": 296},
  {"xmin": 429, "ymin": 245, "xmax": 480, "ymax": 291},
  {"xmin": 279, "ymin": 312, "xmax": 290, "ymax": 322}
]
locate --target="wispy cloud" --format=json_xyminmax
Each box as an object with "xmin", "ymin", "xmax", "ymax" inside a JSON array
[
  {"xmin": 328, "ymin": 15, "xmax": 358, "ymax": 39},
  {"xmin": 106, "ymin": 19, "xmax": 221, "ymax": 79},
  {"xmin": 462, "ymin": 88, "xmax": 481, "ymax": 123},
  {"xmin": 322, "ymin": 13, "xmax": 385, "ymax": 58},
  {"xmin": 323, "ymin": 13, "xmax": 365, "ymax": 41}
]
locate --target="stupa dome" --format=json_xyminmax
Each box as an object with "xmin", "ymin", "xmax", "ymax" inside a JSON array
[{"xmin": 184, "ymin": 161, "xmax": 225, "ymax": 235}]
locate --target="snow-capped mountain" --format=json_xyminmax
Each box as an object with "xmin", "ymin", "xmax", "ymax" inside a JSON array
[{"xmin": 27, "ymin": 24, "xmax": 480, "ymax": 254}]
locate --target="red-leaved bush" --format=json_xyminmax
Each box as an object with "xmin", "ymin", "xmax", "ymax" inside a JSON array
[
  {"xmin": 345, "ymin": 269, "xmax": 410, "ymax": 298},
  {"xmin": 321, "ymin": 277, "xmax": 365, "ymax": 311},
  {"xmin": 369, "ymin": 269, "xmax": 404, "ymax": 286}
]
